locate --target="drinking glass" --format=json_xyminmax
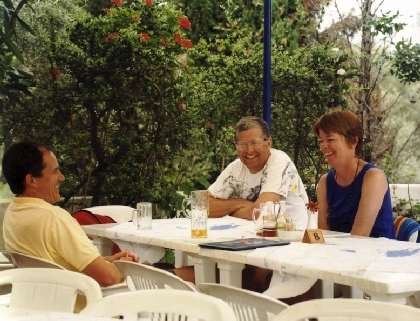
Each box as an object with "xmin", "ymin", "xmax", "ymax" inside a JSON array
[
  {"xmin": 132, "ymin": 202, "xmax": 153, "ymax": 230},
  {"xmin": 182, "ymin": 190, "xmax": 209, "ymax": 238}
]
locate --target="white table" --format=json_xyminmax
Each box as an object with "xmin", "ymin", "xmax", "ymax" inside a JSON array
[{"xmin": 81, "ymin": 217, "xmax": 420, "ymax": 303}]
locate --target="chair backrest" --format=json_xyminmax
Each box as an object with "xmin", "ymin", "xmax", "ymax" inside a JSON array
[
  {"xmin": 114, "ymin": 260, "xmax": 198, "ymax": 292},
  {"xmin": 273, "ymin": 298, "xmax": 420, "ymax": 321},
  {"xmin": 2, "ymin": 250, "xmax": 65, "ymax": 269},
  {"xmin": 199, "ymin": 283, "xmax": 288, "ymax": 321},
  {"xmin": 81, "ymin": 289, "xmax": 237, "ymax": 321},
  {"xmin": 0, "ymin": 268, "xmax": 102, "ymax": 313},
  {"xmin": 82, "ymin": 205, "xmax": 134, "ymax": 223},
  {"xmin": 394, "ymin": 216, "xmax": 420, "ymax": 242}
]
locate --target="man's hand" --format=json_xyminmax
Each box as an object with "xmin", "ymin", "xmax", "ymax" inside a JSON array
[{"xmin": 105, "ymin": 248, "xmax": 139, "ymax": 263}]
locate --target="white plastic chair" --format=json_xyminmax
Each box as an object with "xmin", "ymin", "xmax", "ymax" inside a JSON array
[
  {"xmin": 0, "ymin": 268, "xmax": 102, "ymax": 313},
  {"xmin": 114, "ymin": 260, "xmax": 198, "ymax": 291},
  {"xmin": 2, "ymin": 250, "xmax": 65, "ymax": 269},
  {"xmin": 273, "ymin": 298, "xmax": 420, "ymax": 321},
  {"xmin": 81, "ymin": 289, "xmax": 237, "ymax": 321},
  {"xmin": 1, "ymin": 250, "xmax": 129, "ymax": 297},
  {"xmin": 83, "ymin": 205, "xmax": 134, "ymax": 223},
  {"xmin": 199, "ymin": 283, "xmax": 288, "ymax": 321}
]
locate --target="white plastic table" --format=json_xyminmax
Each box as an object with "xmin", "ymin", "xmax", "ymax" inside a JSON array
[{"xmin": 81, "ymin": 217, "xmax": 420, "ymax": 303}]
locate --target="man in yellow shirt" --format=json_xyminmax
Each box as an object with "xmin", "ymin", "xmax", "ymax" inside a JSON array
[{"xmin": 2, "ymin": 141, "xmax": 138, "ymax": 286}]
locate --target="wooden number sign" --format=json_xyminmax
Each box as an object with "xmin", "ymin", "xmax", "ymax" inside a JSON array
[{"xmin": 302, "ymin": 229, "xmax": 325, "ymax": 244}]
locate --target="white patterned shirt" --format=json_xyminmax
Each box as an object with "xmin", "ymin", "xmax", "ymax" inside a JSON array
[{"xmin": 208, "ymin": 149, "xmax": 308, "ymax": 229}]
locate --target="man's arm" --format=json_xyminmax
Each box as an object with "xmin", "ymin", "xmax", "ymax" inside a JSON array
[
  {"xmin": 209, "ymin": 192, "xmax": 282, "ymax": 220},
  {"xmin": 232, "ymin": 192, "xmax": 282, "ymax": 220},
  {"xmin": 82, "ymin": 256, "xmax": 125, "ymax": 286},
  {"xmin": 208, "ymin": 196, "xmax": 253, "ymax": 218},
  {"xmin": 83, "ymin": 249, "xmax": 139, "ymax": 286}
]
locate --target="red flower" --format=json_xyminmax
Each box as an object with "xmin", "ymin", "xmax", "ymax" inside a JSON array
[
  {"xmin": 140, "ymin": 33, "xmax": 149, "ymax": 41},
  {"xmin": 181, "ymin": 39, "xmax": 193, "ymax": 48},
  {"xmin": 161, "ymin": 38, "xmax": 169, "ymax": 46},
  {"xmin": 49, "ymin": 69, "xmax": 61, "ymax": 77},
  {"xmin": 174, "ymin": 33, "xmax": 182, "ymax": 44},
  {"xmin": 178, "ymin": 17, "xmax": 191, "ymax": 29},
  {"xmin": 206, "ymin": 121, "xmax": 211, "ymax": 127},
  {"xmin": 307, "ymin": 201, "xmax": 319, "ymax": 213},
  {"xmin": 133, "ymin": 15, "xmax": 139, "ymax": 22},
  {"xmin": 105, "ymin": 33, "xmax": 120, "ymax": 42},
  {"xmin": 142, "ymin": 0, "xmax": 152, "ymax": 5},
  {"xmin": 111, "ymin": 0, "xmax": 122, "ymax": 6},
  {"xmin": 178, "ymin": 103, "xmax": 185, "ymax": 109}
]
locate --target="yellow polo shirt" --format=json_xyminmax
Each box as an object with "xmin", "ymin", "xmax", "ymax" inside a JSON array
[{"xmin": 3, "ymin": 197, "xmax": 99, "ymax": 272}]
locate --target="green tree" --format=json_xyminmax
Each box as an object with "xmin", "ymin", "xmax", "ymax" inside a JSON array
[
  {"xmin": 0, "ymin": 0, "xmax": 33, "ymax": 107},
  {"xmin": 6, "ymin": 1, "xmax": 205, "ymax": 213},
  {"xmin": 390, "ymin": 40, "xmax": 420, "ymax": 84}
]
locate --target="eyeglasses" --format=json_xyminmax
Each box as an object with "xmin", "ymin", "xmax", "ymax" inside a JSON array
[{"xmin": 234, "ymin": 137, "xmax": 269, "ymax": 151}]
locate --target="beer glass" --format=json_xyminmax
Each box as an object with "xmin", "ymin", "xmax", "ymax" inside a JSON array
[
  {"xmin": 182, "ymin": 190, "xmax": 209, "ymax": 238},
  {"xmin": 132, "ymin": 202, "xmax": 153, "ymax": 229}
]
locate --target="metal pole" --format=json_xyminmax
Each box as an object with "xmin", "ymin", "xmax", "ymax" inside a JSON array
[{"xmin": 263, "ymin": 0, "xmax": 272, "ymax": 129}]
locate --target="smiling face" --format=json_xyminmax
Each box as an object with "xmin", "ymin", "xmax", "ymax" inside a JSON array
[
  {"xmin": 31, "ymin": 150, "xmax": 65, "ymax": 204},
  {"xmin": 318, "ymin": 130, "xmax": 357, "ymax": 167},
  {"xmin": 236, "ymin": 127, "xmax": 272, "ymax": 174}
]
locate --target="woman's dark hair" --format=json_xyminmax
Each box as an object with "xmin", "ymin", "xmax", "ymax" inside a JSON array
[
  {"xmin": 2, "ymin": 141, "xmax": 50, "ymax": 194},
  {"xmin": 312, "ymin": 110, "xmax": 364, "ymax": 157}
]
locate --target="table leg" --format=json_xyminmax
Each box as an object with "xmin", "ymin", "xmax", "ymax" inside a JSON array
[
  {"xmin": 314, "ymin": 279, "xmax": 334, "ymax": 299},
  {"xmin": 174, "ymin": 250, "xmax": 189, "ymax": 268},
  {"xmin": 342, "ymin": 285, "xmax": 364, "ymax": 299},
  {"xmin": 191, "ymin": 257, "xmax": 216, "ymax": 285},
  {"xmin": 90, "ymin": 236, "xmax": 114, "ymax": 256},
  {"xmin": 217, "ymin": 261, "xmax": 245, "ymax": 288}
]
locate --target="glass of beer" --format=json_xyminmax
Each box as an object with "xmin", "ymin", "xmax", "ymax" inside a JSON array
[{"xmin": 182, "ymin": 190, "xmax": 209, "ymax": 238}]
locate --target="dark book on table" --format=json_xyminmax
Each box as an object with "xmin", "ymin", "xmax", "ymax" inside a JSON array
[{"xmin": 199, "ymin": 238, "xmax": 290, "ymax": 251}]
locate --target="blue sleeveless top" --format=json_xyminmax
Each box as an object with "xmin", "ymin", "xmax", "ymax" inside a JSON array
[{"xmin": 326, "ymin": 163, "xmax": 395, "ymax": 239}]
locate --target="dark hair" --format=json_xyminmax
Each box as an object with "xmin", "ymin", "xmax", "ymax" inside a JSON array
[
  {"xmin": 235, "ymin": 116, "xmax": 270, "ymax": 140},
  {"xmin": 312, "ymin": 110, "xmax": 363, "ymax": 157},
  {"xmin": 2, "ymin": 141, "xmax": 51, "ymax": 194}
]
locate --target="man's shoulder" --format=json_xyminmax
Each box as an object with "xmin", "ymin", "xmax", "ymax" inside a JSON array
[
  {"xmin": 11, "ymin": 197, "xmax": 70, "ymax": 218},
  {"xmin": 268, "ymin": 149, "xmax": 291, "ymax": 162}
]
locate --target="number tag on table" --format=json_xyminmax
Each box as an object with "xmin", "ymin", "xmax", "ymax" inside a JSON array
[{"xmin": 302, "ymin": 229, "xmax": 325, "ymax": 244}]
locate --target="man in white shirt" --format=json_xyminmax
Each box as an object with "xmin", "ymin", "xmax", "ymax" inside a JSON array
[{"xmin": 208, "ymin": 116, "xmax": 308, "ymax": 230}]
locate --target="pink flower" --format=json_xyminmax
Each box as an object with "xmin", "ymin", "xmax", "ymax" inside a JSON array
[
  {"xmin": 178, "ymin": 17, "xmax": 191, "ymax": 29},
  {"xmin": 111, "ymin": 0, "xmax": 122, "ymax": 7}
]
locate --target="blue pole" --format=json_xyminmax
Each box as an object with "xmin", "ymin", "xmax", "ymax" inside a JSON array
[{"xmin": 263, "ymin": 0, "xmax": 272, "ymax": 129}]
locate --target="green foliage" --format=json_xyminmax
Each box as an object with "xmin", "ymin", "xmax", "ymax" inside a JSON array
[
  {"xmin": 365, "ymin": 11, "xmax": 406, "ymax": 37},
  {"xmin": 3, "ymin": 0, "xmax": 357, "ymax": 213},
  {"xmin": 0, "ymin": 0, "xmax": 34, "ymax": 106},
  {"xmin": 390, "ymin": 40, "xmax": 420, "ymax": 84},
  {"xmin": 173, "ymin": 0, "xmax": 305, "ymax": 50}
]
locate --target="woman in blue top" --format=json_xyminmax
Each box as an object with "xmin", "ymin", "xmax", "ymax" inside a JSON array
[{"xmin": 313, "ymin": 110, "xmax": 395, "ymax": 238}]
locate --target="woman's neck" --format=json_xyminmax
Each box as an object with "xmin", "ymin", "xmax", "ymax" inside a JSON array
[{"xmin": 335, "ymin": 158, "xmax": 360, "ymax": 186}]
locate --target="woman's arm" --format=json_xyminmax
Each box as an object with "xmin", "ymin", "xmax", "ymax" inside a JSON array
[
  {"xmin": 351, "ymin": 169, "xmax": 388, "ymax": 236},
  {"xmin": 317, "ymin": 174, "xmax": 330, "ymax": 230}
]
